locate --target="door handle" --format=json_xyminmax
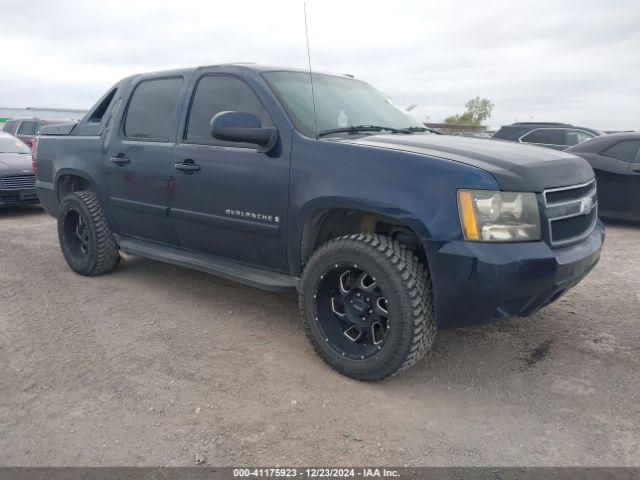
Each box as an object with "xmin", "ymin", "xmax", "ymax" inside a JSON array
[
  {"xmin": 109, "ymin": 155, "xmax": 130, "ymax": 166},
  {"xmin": 633, "ymin": 169, "xmax": 640, "ymax": 173},
  {"xmin": 174, "ymin": 160, "xmax": 201, "ymax": 173}
]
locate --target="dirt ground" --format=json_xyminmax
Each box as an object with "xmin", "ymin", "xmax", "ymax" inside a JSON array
[{"xmin": 0, "ymin": 206, "xmax": 638, "ymax": 466}]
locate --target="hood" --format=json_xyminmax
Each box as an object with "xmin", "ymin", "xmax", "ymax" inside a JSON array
[
  {"xmin": 0, "ymin": 152, "xmax": 33, "ymax": 173},
  {"xmin": 334, "ymin": 134, "xmax": 594, "ymax": 192}
]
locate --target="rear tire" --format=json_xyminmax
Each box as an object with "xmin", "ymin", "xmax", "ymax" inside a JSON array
[
  {"xmin": 58, "ymin": 191, "xmax": 120, "ymax": 276},
  {"xmin": 299, "ymin": 233, "xmax": 436, "ymax": 381}
]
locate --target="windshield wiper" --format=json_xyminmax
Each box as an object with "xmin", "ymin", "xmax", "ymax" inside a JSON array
[
  {"xmin": 403, "ymin": 126, "xmax": 441, "ymax": 134},
  {"xmin": 318, "ymin": 125, "xmax": 409, "ymax": 137}
]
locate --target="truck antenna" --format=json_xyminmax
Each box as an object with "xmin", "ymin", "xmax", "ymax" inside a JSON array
[{"xmin": 304, "ymin": 2, "xmax": 319, "ymax": 140}]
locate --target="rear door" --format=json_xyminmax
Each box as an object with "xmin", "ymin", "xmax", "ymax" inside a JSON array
[
  {"xmin": 104, "ymin": 76, "xmax": 186, "ymax": 245},
  {"xmin": 170, "ymin": 73, "xmax": 290, "ymax": 271},
  {"xmin": 597, "ymin": 139, "xmax": 640, "ymax": 216}
]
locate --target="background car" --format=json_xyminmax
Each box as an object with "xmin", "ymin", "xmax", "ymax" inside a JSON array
[
  {"xmin": 451, "ymin": 132, "xmax": 492, "ymax": 138},
  {"xmin": 492, "ymin": 122, "xmax": 603, "ymax": 150},
  {"xmin": 2, "ymin": 117, "xmax": 70, "ymax": 148},
  {"xmin": 0, "ymin": 131, "xmax": 38, "ymax": 207},
  {"xmin": 566, "ymin": 132, "xmax": 640, "ymax": 221}
]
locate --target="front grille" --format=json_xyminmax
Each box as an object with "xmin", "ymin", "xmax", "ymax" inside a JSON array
[
  {"xmin": 543, "ymin": 180, "xmax": 598, "ymax": 247},
  {"xmin": 550, "ymin": 208, "xmax": 597, "ymax": 244},
  {"xmin": 0, "ymin": 174, "xmax": 36, "ymax": 190},
  {"xmin": 545, "ymin": 180, "xmax": 595, "ymax": 205}
]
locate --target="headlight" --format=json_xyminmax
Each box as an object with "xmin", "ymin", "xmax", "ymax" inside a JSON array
[{"xmin": 457, "ymin": 190, "xmax": 541, "ymax": 242}]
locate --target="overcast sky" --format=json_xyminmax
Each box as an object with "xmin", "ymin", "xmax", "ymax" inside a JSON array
[{"xmin": 0, "ymin": 0, "xmax": 638, "ymax": 130}]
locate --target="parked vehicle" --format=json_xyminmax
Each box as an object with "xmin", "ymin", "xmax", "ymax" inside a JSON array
[
  {"xmin": 566, "ymin": 132, "xmax": 640, "ymax": 221},
  {"xmin": 2, "ymin": 117, "xmax": 70, "ymax": 148},
  {"xmin": 34, "ymin": 65, "xmax": 604, "ymax": 380},
  {"xmin": 451, "ymin": 132, "xmax": 492, "ymax": 138},
  {"xmin": 0, "ymin": 131, "xmax": 38, "ymax": 207},
  {"xmin": 492, "ymin": 122, "xmax": 603, "ymax": 150}
]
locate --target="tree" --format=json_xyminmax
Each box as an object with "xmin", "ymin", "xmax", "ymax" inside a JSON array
[{"xmin": 445, "ymin": 97, "xmax": 494, "ymax": 125}]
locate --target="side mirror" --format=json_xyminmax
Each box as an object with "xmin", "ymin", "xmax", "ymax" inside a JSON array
[{"xmin": 210, "ymin": 111, "xmax": 277, "ymax": 153}]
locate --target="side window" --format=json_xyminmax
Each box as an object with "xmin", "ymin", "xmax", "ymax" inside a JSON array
[
  {"xmin": 521, "ymin": 128, "xmax": 564, "ymax": 146},
  {"xmin": 17, "ymin": 121, "xmax": 37, "ymax": 135},
  {"xmin": 565, "ymin": 130, "xmax": 593, "ymax": 146},
  {"xmin": 185, "ymin": 75, "xmax": 272, "ymax": 146},
  {"xmin": 88, "ymin": 88, "xmax": 117, "ymax": 123},
  {"xmin": 2, "ymin": 121, "xmax": 14, "ymax": 132},
  {"xmin": 124, "ymin": 77, "xmax": 183, "ymax": 141},
  {"xmin": 601, "ymin": 140, "xmax": 640, "ymax": 163}
]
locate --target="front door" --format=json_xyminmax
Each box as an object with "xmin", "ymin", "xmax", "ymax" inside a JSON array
[
  {"xmin": 170, "ymin": 74, "xmax": 290, "ymax": 272},
  {"xmin": 625, "ymin": 141, "xmax": 640, "ymax": 218},
  {"xmin": 105, "ymin": 76, "xmax": 185, "ymax": 245}
]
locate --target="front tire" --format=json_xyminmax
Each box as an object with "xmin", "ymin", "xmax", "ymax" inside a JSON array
[
  {"xmin": 299, "ymin": 234, "xmax": 436, "ymax": 381},
  {"xmin": 58, "ymin": 191, "xmax": 120, "ymax": 276}
]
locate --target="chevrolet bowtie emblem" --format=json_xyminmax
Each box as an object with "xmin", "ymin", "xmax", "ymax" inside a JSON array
[{"xmin": 580, "ymin": 196, "xmax": 593, "ymax": 214}]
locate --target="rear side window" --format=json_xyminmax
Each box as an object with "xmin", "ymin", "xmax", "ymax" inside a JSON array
[
  {"xmin": 185, "ymin": 75, "xmax": 272, "ymax": 146},
  {"xmin": 17, "ymin": 121, "xmax": 37, "ymax": 135},
  {"xmin": 2, "ymin": 121, "xmax": 15, "ymax": 132},
  {"xmin": 89, "ymin": 88, "xmax": 117, "ymax": 123},
  {"xmin": 124, "ymin": 77, "xmax": 183, "ymax": 141},
  {"xmin": 566, "ymin": 129, "xmax": 593, "ymax": 146},
  {"xmin": 521, "ymin": 128, "xmax": 565, "ymax": 146},
  {"xmin": 602, "ymin": 140, "xmax": 640, "ymax": 163}
]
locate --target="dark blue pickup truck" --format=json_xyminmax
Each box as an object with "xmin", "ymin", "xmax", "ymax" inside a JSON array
[{"xmin": 34, "ymin": 64, "xmax": 604, "ymax": 380}]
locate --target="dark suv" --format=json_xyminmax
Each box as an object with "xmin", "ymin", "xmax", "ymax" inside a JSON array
[
  {"xmin": 492, "ymin": 122, "xmax": 603, "ymax": 150},
  {"xmin": 34, "ymin": 64, "xmax": 604, "ymax": 381}
]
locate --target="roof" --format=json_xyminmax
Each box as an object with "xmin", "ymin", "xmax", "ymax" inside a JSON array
[
  {"xmin": 124, "ymin": 63, "xmax": 352, "ymax": 83},
  {"xmin": 2, "ymin": 117, "xmax": 72, "ymax": 123},
  {"xmin": 199, "ymin": 63, "xmax": 315, "ymax": 74}
]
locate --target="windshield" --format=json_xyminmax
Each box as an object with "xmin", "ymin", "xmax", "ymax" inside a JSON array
[
  {"xmin": 262, "ymin": 71, "xmax": 423, "ymax": 137},
  {"xmin": 0, "ymin": 136, "xmax": 30, "ymax": 154}
]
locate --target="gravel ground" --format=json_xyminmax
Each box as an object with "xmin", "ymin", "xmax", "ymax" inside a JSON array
[{"xmin": 0, "ymin": 206, "xmax": 638, "ymax": 466}]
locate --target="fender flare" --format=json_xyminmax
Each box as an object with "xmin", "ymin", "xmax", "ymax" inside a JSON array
[
  {"xmin": 54, "ymin": 168, "xmax": 100, "ymax": 201},
  {"xmin": 288, "ymin": 196, "xmax": 433, "ymax": 276}
]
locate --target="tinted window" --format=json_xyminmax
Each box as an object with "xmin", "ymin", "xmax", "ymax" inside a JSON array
[
  {"xmin": 124, "ymin": 77, "xmax": 183, "ymax": 141},
  {"xmin": 17, "ymin": 121, "xmax": 37, "ymax": 135},
  {"xmin": 602, "ymin": 140, "xmax": 640, "ymax": 163},
  {"xmin": 566, "ymin": 129, "xmax": 593, "ymax": 146},
  {"xmin": 89, "ymin": 88, "xmax": 117, "ymax": 123},
  {"xmin": 521, "ymin": 128, "xmax": 565, "ymax": 146},
  {"xmin": 186, "ymin": 75, "xmax": 272, "ymax": 145},
  {"xmin": 2, "ymin": 121, "xmax": 15, "ymax": 132}
]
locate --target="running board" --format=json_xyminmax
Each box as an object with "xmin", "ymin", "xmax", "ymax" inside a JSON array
[{"xmin": 115, "ymin": 236, "xmax": 298, "ymax": 292}]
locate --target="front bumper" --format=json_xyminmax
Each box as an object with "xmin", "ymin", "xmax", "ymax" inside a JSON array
[
  {"xmin": 0, "ymin": 188, "xmax": 40, "ymax": 207},
  {"xmin": 427, "ymin": 220, "xmax": 605, "ymax": 328}
]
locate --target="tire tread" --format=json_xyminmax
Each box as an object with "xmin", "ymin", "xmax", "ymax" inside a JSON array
[{"xmin": 299, "ymin": 233, "xmax": 436, "ymax": 381}]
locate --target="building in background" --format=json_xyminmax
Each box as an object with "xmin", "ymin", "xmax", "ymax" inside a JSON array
[{"xmin": 0, "ymin": 107, "xmax": 87, "ymax": 129}]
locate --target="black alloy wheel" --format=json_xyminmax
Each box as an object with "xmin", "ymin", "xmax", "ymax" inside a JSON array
[
  {"xmin": 58, "ymin": 191, "xmax": 120, "ymax": 276},
  {"xmin": 299, "ymin": 233, "xmax": 436, "ymax": 381}
]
